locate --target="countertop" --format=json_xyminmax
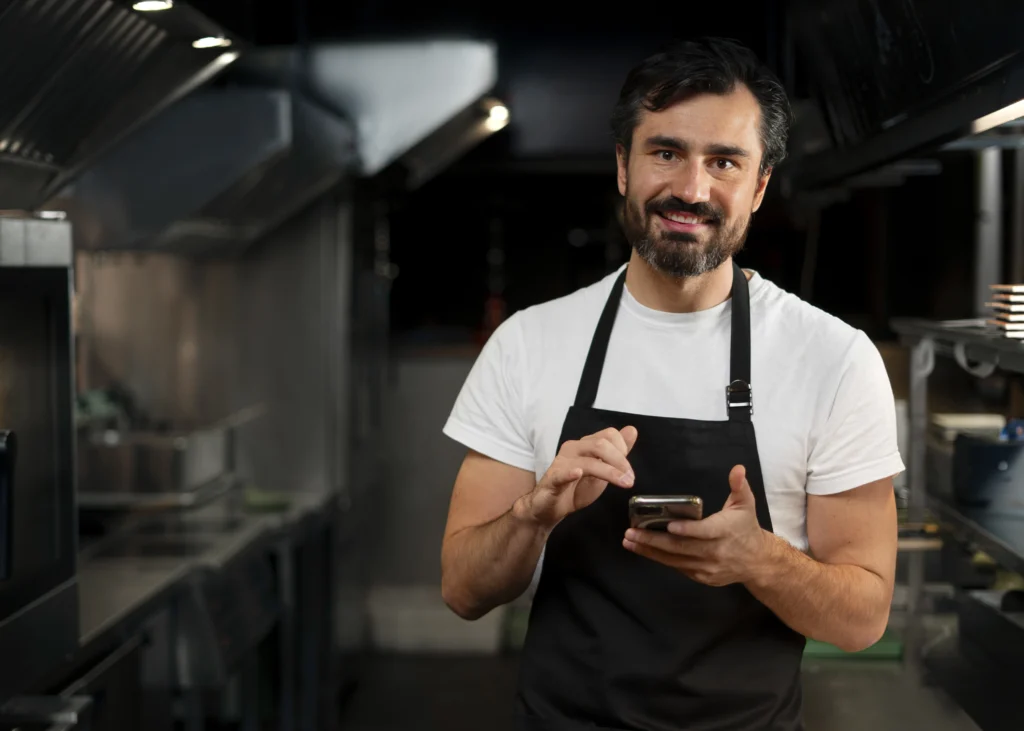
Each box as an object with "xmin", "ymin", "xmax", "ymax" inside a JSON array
[{"xmin": 74, "ymin": 488, "xmax": 337, "ymax": 661}]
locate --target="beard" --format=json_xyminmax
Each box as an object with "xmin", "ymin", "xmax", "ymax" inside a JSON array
[{"xmin": 622, "ymin": 190, "xmax": 752, "ymax": 279}]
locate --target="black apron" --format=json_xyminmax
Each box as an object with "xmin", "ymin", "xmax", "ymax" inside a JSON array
[{"xmin": 515, "ymin": 262, "xmax": 806, "ymax": 731}]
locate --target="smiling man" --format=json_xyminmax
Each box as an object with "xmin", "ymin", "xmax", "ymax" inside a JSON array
[{"xmin": 440, "ymin": 37, "xmax": 903, "ymax": 730}]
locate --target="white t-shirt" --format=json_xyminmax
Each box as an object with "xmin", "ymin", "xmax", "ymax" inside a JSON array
[{"xmin": 443, "ymin": 265, "xmax": 905, "ymax": 551}]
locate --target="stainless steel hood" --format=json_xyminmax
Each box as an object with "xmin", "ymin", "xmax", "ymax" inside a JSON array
[
  {"xmin": 0, "ymin": 0, "xmax": 239, "ymax": 211},
  {"xmin": 238, "ymin": 40, "xmax": 502, "ymax": 187},
  {"xmin": 46, "ymin": 87, "xmax": 355, "ymax": 256}
]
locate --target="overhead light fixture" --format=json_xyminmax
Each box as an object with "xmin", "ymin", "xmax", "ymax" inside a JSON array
[
  {"xmin": 972, "ymin": 99, "xmax": 1024, "ymax": 135},
  {"xmin": 133, "ymin": 0, "xmax": 173, "ymax": 10},
  {"xmin": 192, "ymin": 36, "xmax": 232, "ymax": 49},
  {"xmin": 484, "ymin": 103, "xmax": 510, "ymax": 132}
]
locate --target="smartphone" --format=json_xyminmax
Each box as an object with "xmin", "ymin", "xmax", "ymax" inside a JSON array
[{"xmin": 629, "ymin": 495, "xmax": 703, "ymax": 531}]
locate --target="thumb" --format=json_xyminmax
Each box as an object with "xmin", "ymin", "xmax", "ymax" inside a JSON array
[
  {"xmin": 620, "ymin": 425, "xmax": 638, "ymax": 454},
  {"xmin": 726, "ymin": 465, "xmax": 756, "ymax": 508}
]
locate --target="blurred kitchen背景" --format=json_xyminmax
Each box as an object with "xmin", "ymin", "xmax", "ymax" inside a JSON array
[{"xmin": 1, "ymin": 0, "xmax": 1024, "ymax": 729}]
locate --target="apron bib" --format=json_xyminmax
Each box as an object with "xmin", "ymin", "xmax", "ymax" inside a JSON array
[{"xmin": 515, "ymin": 262, "xmax": 806, "ymax": 731}]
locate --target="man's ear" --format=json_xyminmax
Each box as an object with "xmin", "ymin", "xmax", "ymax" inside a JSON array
[{"xmin": 616, "ymin": 144, "xmax": 628, "ymax": 197}]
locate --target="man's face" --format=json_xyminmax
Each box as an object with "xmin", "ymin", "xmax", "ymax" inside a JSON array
[{"xmin": 616, "ymin": 85, "xmax": 771, "ymax": 279}]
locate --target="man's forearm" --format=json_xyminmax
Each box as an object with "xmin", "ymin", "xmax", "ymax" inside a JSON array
[
  {"xmin": 747, "ymin": 532, "xmax": 892, "ymax": 652},
  {"xmin": 441, "ymin": 497, "xmax": 549, "ymax": 621}
]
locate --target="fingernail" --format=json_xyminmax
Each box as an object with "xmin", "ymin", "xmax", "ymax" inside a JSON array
[
  {"xmin": 625, "ymin": 529, "xmax": 638, "ymax": 541},
  {"xmin": 622, "ymin": 470, "xmax": 634, "ymax": 486}
]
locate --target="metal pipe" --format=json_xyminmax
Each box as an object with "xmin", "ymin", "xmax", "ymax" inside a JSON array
[
  {"xmin": 1012, "ymin": 147, "xmax": 1024, "ymax": 283},
  {"xmin": 974, "ymin": 147, "xmax": 1003, "ymax": 316}
]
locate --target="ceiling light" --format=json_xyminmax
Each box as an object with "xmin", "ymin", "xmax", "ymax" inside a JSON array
[
  {"xmin": 972, "ymin": 99, "xmax": 1024, "ymax": 135},
  {"xmin": 192, "ymin": 36, "xmax": 232, "ymax": 49},
  {"xmin": 484, "ymin": 103, "xmax": 510, "ymax": 132},
  {"xmin": 133, "ymin": 0, "xmax": 173, "ymax": 10},
  {"xmin": 488, "ymin": 105, "xmax": 509, "ymax": 124}
]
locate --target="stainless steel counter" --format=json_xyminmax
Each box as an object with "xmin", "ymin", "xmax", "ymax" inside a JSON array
[{"xmin": 75, "ymin": 489, "xmax": 337, "ymax": 659}]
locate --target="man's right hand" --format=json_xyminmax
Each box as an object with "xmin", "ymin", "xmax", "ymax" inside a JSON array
[{"xmin": 516, "ymin": 426, "xmax": 639, "ymax": 530}]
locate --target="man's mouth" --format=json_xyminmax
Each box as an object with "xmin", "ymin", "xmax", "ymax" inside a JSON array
[{"xmin": 656, "ymin": 211, "xmax": 713, "ymax": 232}]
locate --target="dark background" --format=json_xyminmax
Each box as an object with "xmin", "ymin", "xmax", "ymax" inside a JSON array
[{"xmin": 191, "ymin": 0, "xmax": 990, "ymax": 344}]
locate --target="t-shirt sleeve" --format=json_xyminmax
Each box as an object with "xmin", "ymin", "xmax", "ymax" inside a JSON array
[
  {"xmin": 806, "ymin": 331, "xmax": 906, "ymax": 495},
  {"xmin": 442, "ymin": 313, "xmax": 536, "ymax": 472}
]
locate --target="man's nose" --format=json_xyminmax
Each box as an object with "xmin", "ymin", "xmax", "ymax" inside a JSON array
[{"xmin": 670, "ymin": 161, "xmax": 711, "ymax": 204}]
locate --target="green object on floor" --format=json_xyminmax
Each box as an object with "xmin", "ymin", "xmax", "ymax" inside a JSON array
[
  {"xmin": 803, "ymin": 632, "xmax": 903, "ymax": 660},
  {"xmin": 244, "ymin": 487, "xmax": 292, "ymax": 512}
]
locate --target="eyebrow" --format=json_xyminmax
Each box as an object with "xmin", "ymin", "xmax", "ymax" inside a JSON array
[{"xmin": 642, "ymin": 135, "xmax": 751, "ymax": 159}]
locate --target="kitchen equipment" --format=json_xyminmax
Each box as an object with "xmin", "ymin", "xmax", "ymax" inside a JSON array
[
  {"xmin": 0, "ymin": 234, "xmax": 79, "ymax": 701},
  {"xmin": 952, "ymin": 434, "xmax": 1024, "ymax": 514},
  {"xmin": 77, "ymin": 406, "xmax": 264, "ymax": 510}
]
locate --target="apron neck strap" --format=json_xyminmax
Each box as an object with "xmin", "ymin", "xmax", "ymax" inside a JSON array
[{"xmin": 573, "ymin": 260, "xmax": 753, "ymax": 422}]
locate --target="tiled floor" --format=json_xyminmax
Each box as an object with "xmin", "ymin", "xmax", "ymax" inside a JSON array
[{"xmin": 339, "ymin": 653, "xmax": 983, "ymax": 731}]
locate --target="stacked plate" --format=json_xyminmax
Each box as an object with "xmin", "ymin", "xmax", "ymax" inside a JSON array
[{"xmin": 986, "ymin": 284, "xmax": 1024, "ymax": 338}]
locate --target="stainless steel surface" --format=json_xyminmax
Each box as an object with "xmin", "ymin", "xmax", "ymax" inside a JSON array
[
  {"xmin": 1012, "ymin": 146, "xmax": 1024, "ymax": 283},
  {"xmin": 975, "ymin": 147, "xmax": 1003, "ymax": 318},
  {"xmin": 0, "ymin": 0, "xmax": 237, "ymax": 210},
  {"xmin": 50, "ymin": 89, "xmax": 355, "ymax": 257},
  {"xmin": 76, "ymin": 490, "xmax": 335, "ymax": 650},
  {"xmin": 891, "ymin": 318, "xmax": 1024, "ymax": 374},
  {"xmin": 77, "ymin": 405, "xmax": 265, "ymax": 498},
  {"xmin": 0, "ymin": 218, "xmax": 72, "ymax": 267},
  {"xmin": 238, "ymin": 42, "xmax": 498, "ymax": 177},
  {"xmin": 77, "ymin": 474, "xmax": 236, "ymax": 511},
  {"xmin": 74, "ymin": 197, "xmax": 353, "ymax": 499}
]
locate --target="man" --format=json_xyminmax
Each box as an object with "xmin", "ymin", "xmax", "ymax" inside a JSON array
[{"xmin": 440, "ymin": 37, "xmax": 902, "ymax": 731}]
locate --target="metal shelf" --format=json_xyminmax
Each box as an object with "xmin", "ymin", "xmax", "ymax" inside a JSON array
[
  {"xmin": 891, "ymin": 317, "xmax": 1024, "ymax": 375},
  {"xmin": 927, "ymin": 494, "xmax": 1024, "ymax": 579}
]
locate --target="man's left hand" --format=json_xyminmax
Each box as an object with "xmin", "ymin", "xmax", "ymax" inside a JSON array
[{"xmin": 623, "ymin": 465, "xmax": 773, "ymax": 587}]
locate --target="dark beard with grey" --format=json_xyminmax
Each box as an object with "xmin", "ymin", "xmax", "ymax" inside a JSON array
[{"xmin": 623, "ymin": 194, "xmax": 751, "ymax": 278}]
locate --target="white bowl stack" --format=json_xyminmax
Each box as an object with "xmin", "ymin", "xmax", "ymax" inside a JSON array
[{"xmin": 986, "ymin": 284, "xmax": 1024, "ymax": 338}]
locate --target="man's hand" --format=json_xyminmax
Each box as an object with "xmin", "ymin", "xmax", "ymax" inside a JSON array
[
  {"xmin": 622, "ymin": 464, "xmax": 770, "ymax": 586},
  {"xmin": 517, "ymin": 426, "xmax": 639, "ymax": 530}
]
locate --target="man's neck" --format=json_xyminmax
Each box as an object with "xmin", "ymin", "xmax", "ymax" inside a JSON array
[{"xmin": 624, "ymin": 250, "xmax": 739, "ymax": 314}]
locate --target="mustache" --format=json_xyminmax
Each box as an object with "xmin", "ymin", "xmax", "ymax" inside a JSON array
[{"xmin": 646, "ymin": 197, "xmax": 722, "ymax": 223}]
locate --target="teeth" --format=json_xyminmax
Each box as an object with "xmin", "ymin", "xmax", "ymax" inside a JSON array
[{"xmin": 663, "ymin": 212, "xmax": 704, "ymax": 224}]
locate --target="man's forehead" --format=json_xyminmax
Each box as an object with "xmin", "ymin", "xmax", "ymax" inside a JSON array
[{"xmin": 635, "ymin": 88, "xmax": 762, "ymax": 149}]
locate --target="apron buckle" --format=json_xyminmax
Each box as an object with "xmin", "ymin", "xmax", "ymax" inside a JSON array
[{"xmin": 726, "ymin": 380, "xmax": 753, "ymax": 415}]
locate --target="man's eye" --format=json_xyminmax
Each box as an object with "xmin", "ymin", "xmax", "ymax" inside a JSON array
[
  {"xmin": 658, "ymin": 150, "xmax": 676, "ymax": 161},
  {"xmin": 715, "ymin": 159, "xmax": 736, "ymax": 170}
]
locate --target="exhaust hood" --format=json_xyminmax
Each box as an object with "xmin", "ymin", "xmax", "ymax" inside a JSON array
[
  {"xmin": 237, "ymin": 40, "xmax": 502, "ymax": 187},
  {"xmin": 46, "ymin": 39, "xmax": 501, "ymax": 256},
  {"xmin": 786, "ymin": 0, "xmax": 1024, "ymax": 191},
  {"xmin": 47, "ymin": 87, "xmax": 355, "ymax": 256},
  {"xmin": 0, "ymin": 0, "xmax": 239, "ymax": 211}
]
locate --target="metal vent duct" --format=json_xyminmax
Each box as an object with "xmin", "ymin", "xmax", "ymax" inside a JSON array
[
  {"xmin": 47, "ymin": 88, "xmax": 355, "ymax": 257},
  {"xmin": 0, "ymin": 0, "xmax": 237, "ymax": 210}
]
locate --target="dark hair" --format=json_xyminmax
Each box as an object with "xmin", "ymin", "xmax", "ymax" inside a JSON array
[{"xmin": 611, "ymin": 37, "xmax": 792, "ymax": 176}]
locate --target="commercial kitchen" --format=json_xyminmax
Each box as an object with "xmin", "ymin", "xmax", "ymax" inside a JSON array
[{"xmin": 1, "ymin": 1, "xmax": 1024, "ymax": 729}]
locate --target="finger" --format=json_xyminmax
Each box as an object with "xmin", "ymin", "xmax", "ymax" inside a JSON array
[
  {"xmin": 576, "ymin": 440, "xmax": 633, "ymax": 483},
  {"xmin": 585, "ymin": 427, "xmax": 629, "ymax": 455},
  {"xmin": 624, "ymin": 528, "xmax": 712, "ymax": 556},
  {"xmin": 666, "ymin": 515, "xmax": 725, "ymax": 539},
  {"xmin": 620, "ymin": 425, "xmax": 638, "ymax": 454},
  {"xmin": 724, "ymin": 465, "xmax": 756, "ymax": 509},
  {"xmin": 546, "ymin": 465, "xmax": 583, "ymax": 491},
  {"xmin": 622, "ymin": 538, "xmax": 698, "ymax": 568},
  {"xmin": 729, "ymin": 465, "xmax": 752, "ymax": 497},
  {"xmin": 575, "ymin": 456, "xmax": 633, "ymax": 488}
]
